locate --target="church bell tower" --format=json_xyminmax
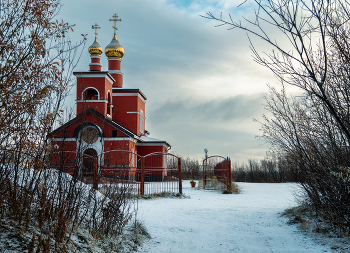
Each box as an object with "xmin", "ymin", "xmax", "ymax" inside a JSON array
[{"xmin": 105, "ymin": 14, "xmax": 124, "ymax": 88}]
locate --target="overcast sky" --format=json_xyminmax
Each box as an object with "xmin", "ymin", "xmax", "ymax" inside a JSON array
[{"xmin": 58, "ymin": 0, "xmax": 278, "ymax": 162}]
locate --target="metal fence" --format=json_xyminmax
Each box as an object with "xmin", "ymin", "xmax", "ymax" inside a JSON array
[{"xmin": 50, "ymin": 150, "xmax": 182, "ymax": 196}]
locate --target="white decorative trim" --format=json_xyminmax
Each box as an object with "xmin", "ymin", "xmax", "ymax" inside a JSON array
[
  {"xmin": 112, "ymin": 93, "xmax": 146, "ymax": 103},
  {"xmin": 89, "ymin": 63, "xmax": 102, "ymax": 66},
  {"xmin": 52, "ymin": 138, "xmax": 76, "ymax": 141},
  {"xmin": 76, "ymin": 100, "xmax": 108, "ymax": 103},
  {"xmin": 112, "ymin": 93, "xmax": 138, "ymax": 96},
  {"xmin": 53, "ymin": 136, "xmax": 139, "ymax": 143},
  {"xmin": 108, "ymin": 70, "xmax": 123, "ymax": 75},
  {"xmin": 81, "ymin": 87, "xmax": 100, "ymax": 100},
  {"xmin": 108, "ymin": 58, "xmax": 121, "ymax": 61},
  {"xmin": 75, "ymin": 73, "xmax": 114, "ymax": 84},
  {"xmin": 137, "ymin": 142, "xmax": 169, "ymax": 148},
  {"xmin": 126, "ymin": 111, "xmax": 140, "ymax": 114},
  {"xmin": 107, "ymin": 90, "xmax": 111, "ymax": 103},
  {"xmin": 78, "ymin": 125, "xmax": 104, "ymax": 165},
  {"xmin": 75, "ymin": 73, "xmax": 107, "ymax": 78},
  {"xmin": 104, "ymin": 137, "xmax": 137, "ymax": 142},
  {"xmin": 90, "ymin": 56, "xmax": 101, "ymax": 59},
  {"xmin": 106, "ymin": 75, "xmax": 115, "ymax": 84}
]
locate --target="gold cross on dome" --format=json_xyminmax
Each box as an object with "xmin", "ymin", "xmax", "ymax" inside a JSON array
[
  {"xmin": 109, "ymin": 13, "xmax": 122, "ymax": 35},
  {"xmin": 92, "ymin": 23, "xmax": 101, "ymax": 40}
]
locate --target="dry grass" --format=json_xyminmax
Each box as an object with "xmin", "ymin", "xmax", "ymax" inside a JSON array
[
  {"xmin": 282, "ymin": 205, "xmax": 350, "ymax": 252},
  {"xmin": 0, "ymin": 162, "xmax": 139, "ymax": 252},
  {"xmin": 139, "ymin": 192, "xmax": 189, "ymax": 199},
  {"xmin": 197, "ymin": 179, "xmax": 240, "ymax": 194},
  {"xmin": 229, "ymin": 182, "xmax": 241, "ymax": 194}
]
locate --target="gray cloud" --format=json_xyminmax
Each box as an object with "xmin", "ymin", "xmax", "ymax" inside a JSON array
[
  {"xmin": 148, "ymin": 94, "xmax": 265, "ymax": 123},
  {"xmin": 59, "ymin": 0, "xmax": 275, "ymax": 162},
  {"xmin": 146, "ymin": 94, "xmax": 268, "ymax": 161}
]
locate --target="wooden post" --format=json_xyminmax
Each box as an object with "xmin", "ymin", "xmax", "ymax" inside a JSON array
[
  {"xmin": 140, "ymin": 157, "xmax": 145, "ymax": 195},
  {"xmin": 178, "ymin": 158, "xmax": 182, "ymax": 195},
  {"xmin": 93, "ymin": 157, "xmax": 98, "ymax": 190}
]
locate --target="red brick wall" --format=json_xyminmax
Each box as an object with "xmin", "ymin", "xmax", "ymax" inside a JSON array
[
  {"xmin": 76, "ymin": 76, "xmax": 112, "ymax": 116},
  {"xmin": 112, "ymin": 93, "xmax": 146, "ymax": 135}
]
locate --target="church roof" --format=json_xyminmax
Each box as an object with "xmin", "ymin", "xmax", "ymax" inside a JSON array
[
  {"xmin": 112, "ymin": 87, "xmax": 147, "ymax": 100},
  {"xmin": 138, "ymin": 136, "xmax": 171, "ymax": 148},
  {"xmin": 48, "ymin": 108, "xmax": 139, "ymax": 140},
  {"xmin": 73, "ymin": 71, "xmax": 116, "ymax": 84}
]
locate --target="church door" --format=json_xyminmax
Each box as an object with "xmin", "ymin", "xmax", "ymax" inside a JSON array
[{"xmin": 83, "ymin": 148, "xmax": 97, "ymax": 177}]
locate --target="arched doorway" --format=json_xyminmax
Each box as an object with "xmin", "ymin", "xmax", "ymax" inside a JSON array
[{"xmin": 83, "ymin": 148, "xmax": 97, "ymax": 177}]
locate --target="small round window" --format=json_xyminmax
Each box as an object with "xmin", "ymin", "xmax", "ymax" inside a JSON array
[{"xmin": 82, "ymin": 127, "xmax": 98, "ymax": 144}]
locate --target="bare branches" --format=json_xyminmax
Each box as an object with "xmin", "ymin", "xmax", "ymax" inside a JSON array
[
  {"xmin": 0, "ymin": 0, "xmax": 86, "ymax": 152},
  {"xmin": 204, "ymin": 0, "xmax": 350, "ymax": 232}
]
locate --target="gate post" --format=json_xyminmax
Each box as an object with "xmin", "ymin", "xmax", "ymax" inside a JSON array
[
  {"xmin": 178, "ymin": 158, "xmax": 182, "ymax": 195},
  {"xmin": 227, "ymin": 157, "xmax": 232, "ymax": 190},
  {"xmin": 203, "ymin": 159, "xmax": 206, "ymax": 189},
  {"xmin": 93, "ymin": 157, "xmax": 98, "ymax": 190},
  {"xmin": 140, "ymin": 157, "xmax": 145, "ymax": 195}
]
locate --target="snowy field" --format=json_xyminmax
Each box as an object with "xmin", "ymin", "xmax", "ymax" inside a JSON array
[{"xmin": 137, "ymin": 181, "xmax": 332, "ymax": 253}]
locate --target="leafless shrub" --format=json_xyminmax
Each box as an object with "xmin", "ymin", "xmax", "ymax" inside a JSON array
[
  {"xmin": 204, "ymin": 0, "xmax": 350, "ymax": 233},
  {"xmin": 0, "ymin": 150, "xmax": 137, "ymax": 251}
]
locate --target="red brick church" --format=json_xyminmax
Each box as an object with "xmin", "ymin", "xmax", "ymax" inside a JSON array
[{"xmin": 49, "ymin": 15, "xmax": 170, "ymax": 180}]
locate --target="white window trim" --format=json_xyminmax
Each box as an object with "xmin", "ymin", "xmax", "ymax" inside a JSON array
[{"xmin": 81, "ymin": 87, "xmax": 100, "ymax": 100}]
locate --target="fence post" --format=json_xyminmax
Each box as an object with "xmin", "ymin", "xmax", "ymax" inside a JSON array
[
  {"xmin": 140, "ymin": 157, "xmax": 145, "ymax": 195},
  {"xmin": 93, "ymin": 157, "xmax": 98, "ymax": 190},
  {"xmin": 178, "ymin": 158, "xmax": 182, "ymax": 195}
]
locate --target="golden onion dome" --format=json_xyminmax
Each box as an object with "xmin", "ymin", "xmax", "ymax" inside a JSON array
[
  {"xmin": 105, "ymin": 35, "xmax": 124, "ymax": 59},
  {"xmin": 88, "ymin": 38, "xmax": 103, "ymax": 57}
]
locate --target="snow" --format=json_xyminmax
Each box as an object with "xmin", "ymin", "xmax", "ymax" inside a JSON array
[
  {"xmin": 0, "ymin": 166, "xmax": 141, "ymax": 252},
  {"xmin": 4, "ymin": 165, "xmax": 108, "ymax": 224},
  {"xmin": 139, "ymin": 136, "xmax": 167, "ymax": 143},
  {"xmin": 137, "ymin": 181, "xmax": 332, "ymax": 253}
]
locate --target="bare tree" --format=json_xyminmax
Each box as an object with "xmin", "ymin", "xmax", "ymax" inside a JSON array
[
  {"xmin": 0, "ymin": 0, "xmax": 85, "ymax": 156},
  {"xmin": 204, "ymin": 0, "xmax": 350, "ymax": 232}
]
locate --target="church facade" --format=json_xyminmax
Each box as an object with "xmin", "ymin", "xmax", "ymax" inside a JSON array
[{"xmin": 49, "ymin": 16, "xmax": 170, "ymax": 180}]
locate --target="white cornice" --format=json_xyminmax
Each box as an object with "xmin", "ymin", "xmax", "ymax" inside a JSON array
[
  {"xmin": 53, "ymin": 137, "xmax": 138, "ymax": 142},
  {"xmin": 103, "ymin": 137, "xmax": 137, "ymax": 142},
  {"xmin": 108, "ymin": 70, "xmax": 123, "ymax": 75},
  {"xmin": 76, "ymin": 100, "xmax": 108, "ymax": 103},
  {"xmin": 137, "ymin": 142, "xmax": 169, "ymax": 148},
  {"xmin": 74, "ymin": 73, "xmax": 114, "ymax": 85},
  {"xmin": 112, "ymin": 93, "xmax": 146, "ymax": 103}
]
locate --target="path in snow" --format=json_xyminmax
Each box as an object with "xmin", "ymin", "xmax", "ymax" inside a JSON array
[{"xmin": 137, "ymin": 182, "xmax": 332, "ymax": 253}]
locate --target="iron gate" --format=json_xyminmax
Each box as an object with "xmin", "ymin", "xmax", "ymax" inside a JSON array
[{"xmin": 203, "ymin": 156, "xmax": 232, "ymax": 190}]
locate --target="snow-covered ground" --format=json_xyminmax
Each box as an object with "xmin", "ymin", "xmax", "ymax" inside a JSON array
[{"xmin": 137, "ymin": 181, "xmax": 332, "ymax": 253}]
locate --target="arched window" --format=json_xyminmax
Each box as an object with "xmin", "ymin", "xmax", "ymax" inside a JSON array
[
  {"xmin": 83, "ymin": 88, "xmax": 99, "ymax": 100},
  {"xmin": 107, "ymin": 91, "xmax": 112, "ymax": 115}
]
